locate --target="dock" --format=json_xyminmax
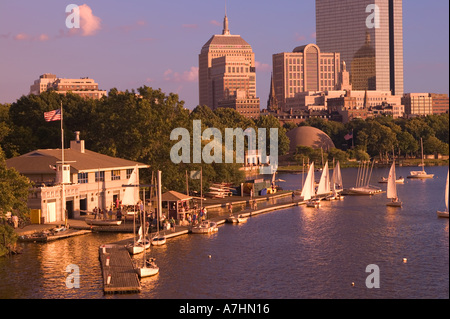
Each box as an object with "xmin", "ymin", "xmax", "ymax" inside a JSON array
[{"xmin": 98, "ymin": 244, "xmax": 141, "ymax": 294}]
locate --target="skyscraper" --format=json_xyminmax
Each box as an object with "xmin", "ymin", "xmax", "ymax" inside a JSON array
[
  {"xmin": 316, "ymin": 0, "xmax": 403, "ymax": 95},
  {"xmin": 198, "ymin": 14, "xmax": 260, "ymax": 117}
]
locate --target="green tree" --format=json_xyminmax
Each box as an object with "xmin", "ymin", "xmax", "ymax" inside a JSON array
[{"xmin": 0, "ymin": 146, "xmax": 31, "ymax": 256}]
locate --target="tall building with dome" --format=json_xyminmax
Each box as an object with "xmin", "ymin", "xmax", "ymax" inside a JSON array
[
  {"xmin": 316, "ymin": 0, "xmax": 403, "ymax": 95},
  {"xmin": 198, "ymin": 14, "xmax": 260, "ymax": 118}
]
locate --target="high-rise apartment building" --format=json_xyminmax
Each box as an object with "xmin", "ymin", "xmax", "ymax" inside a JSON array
[
  {"xmin": 271, "ymin": 44, "xmax": 341, "ymax": 111},
  {"xmin": 198, "ymin": 15, "xmax": 260, "ymax": 117},
  {"xmin": 316, "ymin": 0, "xmax": 403, "ymax": 95},
  {"xmin": 30, "ymin": 73, "xmax": 107, "ymax": 99}
]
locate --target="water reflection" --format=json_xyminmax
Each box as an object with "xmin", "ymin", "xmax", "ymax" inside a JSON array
[{"xmin": 0, "ymin": 166, "xmax": 448, "ymax": 299}]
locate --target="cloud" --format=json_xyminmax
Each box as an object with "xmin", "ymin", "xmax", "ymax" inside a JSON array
[
  {"xmin": 38, "ymin": 34, "xmax": 49, "ymax": 41},
  {"xmin": 210, "ymin": 20, "xmax": 221, "ymax": 27},
  {"xmin": 182, "ymin": 24, "xmax": 198, "ymax": 29},
  {"xmin": 164, "ymin": 67, "xmax": 199, "ymax": 82},
  {"xmin": 119, "ymin": 19, "xmax": 147, "ymax": 33},
  {"xmin": 255, "ymin": 61, "xmax": 271, "ymax": 73},
  {"xmin": 14, "ymin": 33, "xmax": 30, "ymax": 41},
  {"xmin": 78, "ymin": 4, "xmax": 102, "ymax": 36},
  {"xmin": 294, "ymin": 33, "xmax": 306, "ymax": 42}
]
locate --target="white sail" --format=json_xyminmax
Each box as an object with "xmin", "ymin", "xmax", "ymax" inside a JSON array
[
  {"xmin": 122, "ymin": 166, "xmax": 138, "ymax": 205},
  {"xmin": 301, "ymin": 162, "xmax": 315, "ymax": 201},
  {"xmin": 333, "ymin": 161, "xmax": 343, "ymax": 189},
  {"xmin": 386, "ymin": 161, "xmax": 398, "ymax": 199},
  {"xmin": 445, "ymin": 169, "xmax": 449, "ymax": 211},
  {"xmin": 317, "ymin": 161, "xmax": 330, "ymax": 195}
]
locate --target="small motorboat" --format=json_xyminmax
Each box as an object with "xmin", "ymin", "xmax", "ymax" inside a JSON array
[
  {"xmin": 226, "ymin": 215, "xmax": 248, "ymax": 223},
  {"xmin": 306, "ymin": 199, "xmax": 320, "ymax": 208},
  {"xmin": 151, "ymin": 234, "xmax": 166, "ymax": 246},
  {"xmin": 191, "ymin": 221, "xmax": 218, "ymax": 234}
]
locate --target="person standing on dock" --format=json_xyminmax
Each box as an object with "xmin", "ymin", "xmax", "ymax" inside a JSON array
[{"xmin": 292, "ymin": 192, "xmax": 295, "ymax": 202}]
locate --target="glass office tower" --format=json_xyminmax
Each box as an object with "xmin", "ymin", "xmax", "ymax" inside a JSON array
[{"xmin": 316, "ymin": 0, "xmax": 403, "ymax": 95}]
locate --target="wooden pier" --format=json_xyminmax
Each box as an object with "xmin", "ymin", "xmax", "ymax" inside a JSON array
[{"xmin": 98, "ymin": 244, "xmax": 141, "ymax": 294}]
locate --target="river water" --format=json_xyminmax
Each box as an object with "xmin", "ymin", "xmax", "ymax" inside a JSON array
[{"xmin": 0, "ymin": 166, "xmax": 448, "ymax": 299}]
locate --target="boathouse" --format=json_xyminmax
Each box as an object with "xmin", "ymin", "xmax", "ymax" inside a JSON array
[{"xmin": 6, "ymin": 132, "xmax": 148, "ymax": 223}]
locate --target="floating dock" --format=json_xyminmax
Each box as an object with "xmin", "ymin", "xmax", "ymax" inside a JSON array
[{"xmin": 98, "ymin": 244, "xmax": 141, "ymax": 294}]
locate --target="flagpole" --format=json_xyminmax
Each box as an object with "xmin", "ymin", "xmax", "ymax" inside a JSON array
[
  {"xmin": 61, "ymin": 101, "xmax": 66, "ymax": 226},
  {"xmin": 352, "ymin": 129, "xmax": 354, "ymax": 149}
]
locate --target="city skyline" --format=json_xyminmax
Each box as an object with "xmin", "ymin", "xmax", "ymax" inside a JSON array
[{"xmin": 0, "ymin": 0, "xmax": 448, "ymax": 109}]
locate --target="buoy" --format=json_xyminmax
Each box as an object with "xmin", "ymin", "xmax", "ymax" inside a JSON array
[
  {"xmin": 208, "ymin": 255, "xmax": 212, "ymax": 258},
  {"xmin": 403, "ymin": 258, "xmax": 407, "ymax": 263},
  {"xmin": 351, "ymin": 282, "xmax": 355, "ymax": 287}
]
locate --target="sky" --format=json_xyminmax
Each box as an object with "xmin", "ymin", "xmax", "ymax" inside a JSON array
[{"xmin": 0, "ymin": 0, "xmax": 448, "ymax": 110}]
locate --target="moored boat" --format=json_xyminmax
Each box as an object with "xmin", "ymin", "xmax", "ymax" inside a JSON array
[
  {"xmin": 137, "ymin": 258, "xmax": 159, "ymax": 278},
  {"xmin": 226, "ymin": 214, "xmax": 248, "ymax": 223},
  {"xmin": 407, "ymin": 138, "xmax": 434, "ymax": 179},
  {"xmin": 191, "ymin": 220, "xmax": 218, "ymax": 234},
  {"xmin": 386, "ymin": 160, "xmax": 402, "ymax": 208},
  {"xmin": 85, "ymin": 218, "xmax": 122, "ymax": 226},
  {"xmin": 437, "ymin": 169, "xmax": 449, "ymax": 218},
  {"xmin": 151, "ymin": 234, "xmax": 167, "ymax": 246}
]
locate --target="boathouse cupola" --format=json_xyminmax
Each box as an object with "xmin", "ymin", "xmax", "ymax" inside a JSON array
[{"xmin": 70, "ymin": 131, "xmax": 85, "ymax": 153}]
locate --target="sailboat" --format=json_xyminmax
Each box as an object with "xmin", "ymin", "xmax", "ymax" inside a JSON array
[
  {"xmin": 331, "ymin": 160, "xmax": 344, "ymax": 200},
  {"xmin": 127, "ymin": 222, "xmax": 150, "ymax": 255},
  {"xmin": 125, "ymin": 167, "xmax": 150, "ymax": 255},
  {"xmin": 151, "ymin": 171, "xmax": 166, "ymax": 246},
  {"xmin": 386, "ymin": 160, "xmax": 402, "ymax": 207},
  {"xmin": 301, "ymin": 162, "xmax": 320, "ymax": 208},
  {"xmin": 317, "ymin": 161, "xmax": 332, "ymax": 200},
  {"xmin": 437, "ymin": 169, "xmax": 449, "ymax": 218},
  {"xmin": 408, "ymin": 138, "xmax": 434, "ymax": 179},
  {"xmin": 136, "ymin": 201, "xmax": 159, "ymax": 278}
]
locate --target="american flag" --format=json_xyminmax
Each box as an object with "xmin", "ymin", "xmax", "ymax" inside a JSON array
[{"xmin": 44, "ymin": 109, "xmax": 62, "ymax": 122}]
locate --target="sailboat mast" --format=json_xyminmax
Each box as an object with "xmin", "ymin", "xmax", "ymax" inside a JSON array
[{"xmin": 421, "ymin": 138, "xmax": 425, "ymax": 171}]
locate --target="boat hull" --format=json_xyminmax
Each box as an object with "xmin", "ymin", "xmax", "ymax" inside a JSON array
[
  {"xmin": 226, "ymin": 216, "xmax": 248, "ymax": 223},
  {"xmin": 386, "ymin": 201, "xmax": 402, "ymax": 207},
  {"xmin": 151, "ymin": 236, "xmax": 166, "ymax": 246},
  {"xmin": 437, "ymin": 211, "xmax": 449, "ymax": 218},
  {"xmin": 191, "ymin": 221, "xmax": 218, "ymax": 234},
  {"xmin": 137, "ymin": 266, "xmax": 159, "ymax": 278},
  {"xmin": 85, "ymin": 219, "xmax": 122, "ymax": 226},
  {"xmin": 126, "ymin": 240, "xmax": 150, "ymax": 254}
]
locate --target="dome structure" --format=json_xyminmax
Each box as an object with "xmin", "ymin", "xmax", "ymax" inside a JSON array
[{"xmin": 286, "ymin": 126, "xmax": 335, "ymax": 153}]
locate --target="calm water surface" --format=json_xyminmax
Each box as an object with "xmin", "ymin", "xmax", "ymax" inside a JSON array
[{"xmin": 0, "ymin": 166, "xmax": 448, "ymax": 299}]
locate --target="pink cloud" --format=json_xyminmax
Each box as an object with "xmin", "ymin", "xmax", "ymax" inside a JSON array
[
  {"xmin": 210, "ymin": 20, "xmax": 221, "ymax": 27},
  {"xmin": 119, "ymin": 19, "xmax": 147, "ymax": 33},
  {"xmin": 182, "ymin": 24, "xmax": 198, "ymax": 29},
  {"xmin": 255, "ymin": 61, "xmax": 271, "ymax": 73},
  {"xmin": 294, "ymin": 33, "xmax": 306, "ymax": 42},
  {"xmin": 164, "ymin": 67, "xmax": 199, "ymax": 82},
  {"xmin": 38, "ymin": 34, "xmax": 49, "ymax": 41},
  {"xmin": 78, "ymin": 4, "xmax": 102, "ymax": 36},
  {"xmin": 14, "ymin": 33, "xmax": 30, "ymax": 41}
]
